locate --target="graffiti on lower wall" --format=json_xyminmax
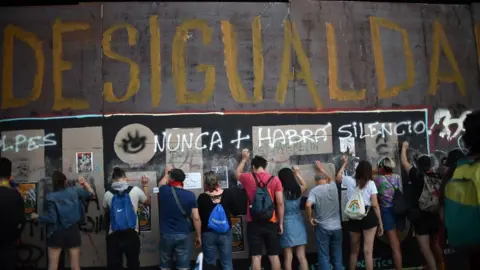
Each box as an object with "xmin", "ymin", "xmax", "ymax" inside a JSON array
[{"xmin": 0, "ymin": 107, "xmax": 473, "ymax": 268}]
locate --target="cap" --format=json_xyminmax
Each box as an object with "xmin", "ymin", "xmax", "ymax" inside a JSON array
[{"xmin": 169, "ymin": 168, "xmax": 186, "ymax": 182}]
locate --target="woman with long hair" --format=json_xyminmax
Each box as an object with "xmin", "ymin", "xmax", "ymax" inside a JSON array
[
  {"xmin": 336, "ymin": 156, "xmax": 383, "ymax": 270},
  {"xmin": 375, "ymin": 157, "xmax": 402, "ymax": 270},
  {"xmin": 31, "ymin": 171, "xmax": 95, "ymax": 270},
  {"xmin": 197, "ymin": 171, "xmax": 234, "ymax": 269},
  {"xmin": 278, "ymin": 166, "xmax": 308, "ymax": 270}
]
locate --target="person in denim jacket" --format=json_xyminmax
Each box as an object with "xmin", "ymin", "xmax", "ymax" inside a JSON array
[{"xmin": 31, "ymin": 171, "xmax": 95, "ymax": 270}]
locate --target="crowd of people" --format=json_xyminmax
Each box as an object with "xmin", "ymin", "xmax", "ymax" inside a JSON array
[{"xmin": 0, "ymin": 110, "xmax": 479, "ymax": 270}]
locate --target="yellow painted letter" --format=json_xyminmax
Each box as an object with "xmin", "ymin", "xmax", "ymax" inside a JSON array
[
  {"xmin": 102, "ymin": 23, "xmax": 140, "ymax": 103},
  {"xmin": 276, "ymin": 21, "xmax": 322, "ymax": 109},
  {"xmin": 370, "ymin": 17, "xmax": 414, "ymax": 99},
  {"xmin": 172, "ymin": 19, "xmax": 215, "ymax": 104},
  {"xmin": 326, "ymin": 23, "xmax": 366, "ymax": 101},
  {"xmin": 150, "ymin": 16, "xmax": 161, "ymax": 107},
  {"xmin": 475, "ymin": 23, "xmax": 480, "ymax": 71},
  {"xmin": 2, "ymin": 25, "xmax": 44, "ymax": 109},
  {"xmin": 52, "ymin": 19, "xmax": 90, "ymax": 110},
  {"xmin": 221, "ymin": 16, "xmax": 263, "ymax": 103},
  {"xmin": 429, "ymin": 20, "xmax": 465, "ymax": 96}
]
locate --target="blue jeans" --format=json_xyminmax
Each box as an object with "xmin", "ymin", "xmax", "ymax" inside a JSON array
[
  {"xmin": 202, "ymin": 230, "xmax": 233, "ymax": 270},
  {"xmin": 315, "ymin": 227, "xmax": 343, "ymax": 270},
  {"xmin": 159, "ymin": 233, "xmax": 190, "ymax": 270}
]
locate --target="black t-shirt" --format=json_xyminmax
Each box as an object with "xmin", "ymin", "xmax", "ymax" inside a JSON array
[
  {"xmin": 0, "ymin": 186, "xmax": 25, "ymax": 246},
  {"xmin": 408, "ymin": 167, "xmax": 441, "ymax": 209},
  {"xmin": 197, "ymin": 189, "xmax": 233, "ymax": 233}
]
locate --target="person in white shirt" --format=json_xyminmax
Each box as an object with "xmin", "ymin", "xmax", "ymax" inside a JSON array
[{"xmin": 336, "ymin": 156, "xmax": 383, "ymax": 270}]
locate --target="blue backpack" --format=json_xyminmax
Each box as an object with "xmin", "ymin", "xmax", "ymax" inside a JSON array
[
  {"xmin": 250, "ymin": 173, "xmax": 275, "ymax": 222},
  {"xmin": 109, "ymin": 186, "xmax": 137, "ymax": 232},
  {"xmin": 208, "ymin": 199, "xmax": 230, "ymax": 233}
]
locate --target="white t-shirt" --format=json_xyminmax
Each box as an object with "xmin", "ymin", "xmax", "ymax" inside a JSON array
[
  {"xmin": 103, "ymin": 186, "xmax": 147, "ymax": 233},
  {"xmin": 342, "ymin": 176, "xmax": 378, "ymax": 206}
]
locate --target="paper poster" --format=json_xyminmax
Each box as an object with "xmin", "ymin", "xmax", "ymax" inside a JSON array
[
  {"xmin": 231, "ymin": 216, "xmax": 245, "ymax": 252},
  {"xmin": 212, "ymin": 166, "xmax": 229, "ymax": 189},
  {"xmin": 137, "ymin": 204, "xmax": 152, "ymax": 232},
  {"xmin": 18, "ymin": 183, "xmax": 37, "ymax": 220},
  {"xmin": 184, "ymin": 172, "xmax": 202, "ymax": 190},
  {"xmin": 76, "ymin": 152, "xmax": 93, "ymax": 173},
  {"xmin": 339, "ymin": 137, "xmax": 355, "ymax": 156}
]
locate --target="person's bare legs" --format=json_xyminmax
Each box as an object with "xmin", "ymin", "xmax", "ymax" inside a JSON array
[
  {"xmin": 295, "ymin": 245, "xmax": 309, "ymax": 270},
  {"xmin": 417, "ymin": 234, "xmax": 437, "ymax": 270},
  {"xmin": 251, "ymin": 255, "xmax": 262, "ymax": 270},
  {"xmin": 69, "ymin": 247, "xmax": 81, "ymax": 270},
  {"xmin": 363, "ymin": 227, "xmax": 377, "ymax": 270},
  {"xmin": 47, "ymin": 247, "xmax": 62, "ymax": 270},
  {"xmin": 386, "ymin": 229, "xmax": 402, "ymax": 270},
  {"xmin": 349, "ymin": 232, "xmax": 361, "ymax": 270},
  {"xmin": 283, "ymin": 247, "xmax": 293, "ymax": 270},
  {"xmin": 268, "ymin": 255, "xmax": 281, "ymax": 270},
  {"xmin": 430, "ymin": 233, "xmax": 444, "ymax": 270}
]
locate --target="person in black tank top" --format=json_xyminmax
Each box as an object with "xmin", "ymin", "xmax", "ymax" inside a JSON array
[{"xmin": 197, "ymin": 171, "xmax": 234, "ymax": 270}]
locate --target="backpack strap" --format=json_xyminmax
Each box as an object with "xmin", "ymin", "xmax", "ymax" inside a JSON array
[
  {"xmin": 171, "ymin": 187, "xmax": 192, "ymax": 224},
  {"xmin": 252, "ymin": 173, "xmax": 261, "ymax": 187},
  {"xmin": 265, "ymin": 176, "xmax": 275, "ymax": 187},
  {"xmin": 252, "ymin": 173, "xmax": 275, "ymax": 188}
]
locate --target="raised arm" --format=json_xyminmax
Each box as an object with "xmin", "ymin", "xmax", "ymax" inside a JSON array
[
  {"xmin": 315, "ymin": 161, "xmax": 332, "ymax": 183},
  {"xmin": 140, "ymin": 175, "xmax": 151, "ymax": 206},
  {"xmin": 401, "ymin": 141, "xmax": 413, "ymax": 172},
  {"xmin": 77, "ymin": 176, "xmax": 95, "ymax": 199},
  {"xmin": 292, "ymin": 165, "xmax": 307, "ymax": 193},
  {"xmin": 158, "ymin": 166, "xmax": 172, "ymax": 187},
  {"xmin": 335, "ymin": 155, "xmax": 348, "ymax": 183},
  {"xmin": 235, "ymin": 149, "xmax": 250, "ymax": 181}
]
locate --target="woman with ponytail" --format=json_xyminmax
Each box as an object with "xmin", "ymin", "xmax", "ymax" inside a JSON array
[
  {"xmin": 197, "ymin": 171, "xmax": 235, "ymax": 269},
  {"xmin": 374, "ymin": 157, "xmax": 402, "ymax": 270}
]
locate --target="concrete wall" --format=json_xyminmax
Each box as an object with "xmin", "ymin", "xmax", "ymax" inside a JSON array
[{"xmin": 0, "ymin": 1, "xmax": 479, "ymax": 269}]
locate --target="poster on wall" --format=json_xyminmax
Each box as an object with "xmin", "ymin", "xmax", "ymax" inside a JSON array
[
  {"xmin": 18, "ymin": 183, "xmax": 37, "ymax": 220},
  {"xmin": 137, "ymin": 204, "xmax": 152, "ymax": 231},
  {"xmin": 76, "ymin": 152, "xmax": 93, "ymax": 173},
  {"xmin": 339, "ymin": 137, "xmax": 355, "ymax": 156},
  {"xmin": 212, "ymin": 166, "xmax": 229, "ymax": 189},
  {"xmin": 184, "ymin": 172, "xmax": 202, "ymax": 190},
  {"xmin": 231, "ymin": 216, "xmax": 244, "ymax": 252}
]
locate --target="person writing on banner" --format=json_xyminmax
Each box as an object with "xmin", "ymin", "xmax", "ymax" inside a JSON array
[
  {"xmin": 306, "ymin": 161, "xmax": 343, "ymax": 270},
  {"xmin": 31, "ymin": 171, "xmax": 95, "ymax": 270},
  {"xmin": 103, "ymin": 168, "xmax": 151, "ymax": 270},
  {"xmin": 197, "ymin": 171, "xmax": 236, "ymax": 269},
  {"xmin": 158, "ymin": 166, "xmax": 202, "ymax": 270},
  {"xmin": 278, "ymin": 165, "xmax": 309, "ymax": 270},
  {"xmin": 337, "ymin": 156, "xmax": 383, "ymax": 270},
  {"xmin": 236, "ymin": 149, "xmax": 284, "ymax": 270},
  {"xmin": 401, "ymin": 142, "xmax": 444, "ymax": 270},
  {"xmin": 374, "ymin": 157, "xmax": 403, "ymax": 270},
  {"xmin": 0, "ymin": 157, "xmax": 26, "ymax": 270}
]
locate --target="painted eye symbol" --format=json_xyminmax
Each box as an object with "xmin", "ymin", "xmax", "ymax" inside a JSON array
[{"xmin": 122, "ymin": 131, "xmax": 147, "ymax": 154}]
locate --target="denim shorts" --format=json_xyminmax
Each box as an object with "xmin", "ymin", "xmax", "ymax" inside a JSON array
[
  {"xmin": 381, "ymin": 206, "xmax": 397, "ymax": 231},
  {"xmin": 159, "ymin": 233, "xmax": 190, "ymax": 270}
]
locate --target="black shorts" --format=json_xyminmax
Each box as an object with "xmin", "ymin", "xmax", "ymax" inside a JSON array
[
  {"xmin": 247, "ymin": 221, "xmax": 280, "ymax": 256},
  {"xmin": 412, "ymin": 211, "xmax": 440, "ymax": 236},
  {"xmin": 346, "ymin": 207, "xmax": 379, "ymax": 233},
  {"xmin": 47, "ymin": 224, "xmax": 81, "ymax": 249}
]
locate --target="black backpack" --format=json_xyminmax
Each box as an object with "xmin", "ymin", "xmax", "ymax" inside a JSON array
[{"xmin": 250, "ymin": 173, "xmax": 275, "ymax": 222}]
